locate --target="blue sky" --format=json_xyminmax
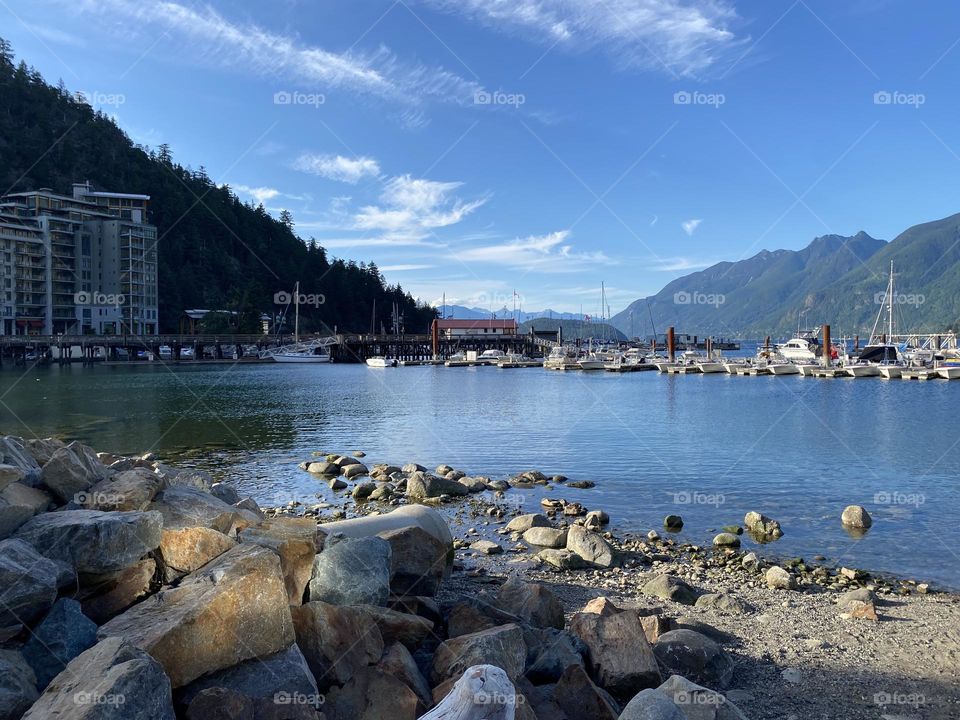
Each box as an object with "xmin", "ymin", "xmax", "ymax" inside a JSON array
[{"xmin": 4, "ymin": 0, "xmax": 960, "ymax": 315}]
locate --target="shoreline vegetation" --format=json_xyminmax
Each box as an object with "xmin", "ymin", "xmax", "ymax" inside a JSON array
[{"xmin": 0, "ymin": 437, "xmax": 955, "ymax": 719}]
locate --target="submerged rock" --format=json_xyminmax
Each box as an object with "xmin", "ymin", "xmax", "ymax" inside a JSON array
[{"xmin": 841, "ymin": 505, "xmax": 872, "ymax": 529}]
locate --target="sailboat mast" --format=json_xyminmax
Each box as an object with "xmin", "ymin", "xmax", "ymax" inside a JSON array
[
  {"xmin": 294, "ymin": 281, "xmax": 300, "ymax": 343},
  {"xmin": 888, "ymin": 261, "xmax": 895, "ymax": 340}
]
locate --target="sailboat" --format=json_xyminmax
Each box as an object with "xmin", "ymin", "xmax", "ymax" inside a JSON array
[
  {"xmin": 267, "ymin": 282, "xmax": 332, "ymax": 363},
  {"xmin": 366, "ymin": 300, "xmax": 399, "ymax": 368},
  {"xmin": 578, "ymin": 283, "xmax": 611, "ymax": 370},
  {"xmin": 858, "ymin": 262, "xmax": 902, "ymax": 378}
]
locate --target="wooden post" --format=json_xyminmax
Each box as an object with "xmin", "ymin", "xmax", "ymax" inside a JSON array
[
  {"xmin": 822, "ymin": 325, "xmax": 831, "ymax": 368},
  {"xmin": 667, "ymin": 326, "xmax": 675, "ymax": 362}
]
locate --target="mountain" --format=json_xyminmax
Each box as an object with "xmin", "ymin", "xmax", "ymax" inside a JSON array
[
  {"xmin": 520, "ymin": 318, "xmax": 627, "ymax": 342},
  {"xmin": 437, "ymin": 305, "xmax": 583, "ymax": 322},
  {"xmin": 0, "ymin": 38, "xmax": 435, "ymax": 334},
  {"xmin": 611, "ymin": 231, "xmax": 896, "ymax": 338}
]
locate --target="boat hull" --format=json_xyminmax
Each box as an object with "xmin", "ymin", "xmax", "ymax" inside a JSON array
[
  {"xmin": 697, "ymin": 362, "xmax": 726, "ymax": 374},
  {"xmin": 272, "ymin": 354, "xmax": 331, "ymax": 363},
  {"xmin": 844, "ymin": 365, "xmax": 880, "ymax": 377},
  {"xmin": 768, "ymin": 363, "xmax": 800, "ymax": 375},
  {"xmin": 578, "ymin": 360, "xmax": 606, "ymax": 371},
  {"xmin": 939, "ymin": 366, "xmax": 960, "ymax": 380},
  {"xmin": 878, "ymin": 365, "xmax": 902, "ymax": 379},
  {"xmin": 366, "ymin": 358, "xmax": 397, "ymax": 368}
]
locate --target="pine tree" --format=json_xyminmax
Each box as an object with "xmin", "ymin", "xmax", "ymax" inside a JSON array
[{"xmin": 279, "ymin": 209, "xmax": 294, "ymax": 229}]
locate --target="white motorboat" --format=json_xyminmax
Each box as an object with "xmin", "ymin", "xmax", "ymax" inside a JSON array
[
  {"xmin": 272, "ymin": 344, "xmax": 331, "ymax": 363},
  {"xmin": 544, "ymin": 346, "xmax": 581, "ymax": 370},
  {"xmin": 479, "ymin": 349, "xmax": 506, "ymax": 363},
  {"xmin": 697, "ymin": 361, "xmax": 726, "ymax": 373},
  {"xmin": 777, "ymin": 334, "xmax": 819, "ymax": 363},
  {"xmin": 843, "ymin": 362, "xmax": 880, "ymax": 378},
  {"xmin": 878, "ymin": 364, "xmax": 902, "ymax": 379},
  {"xmin": 366, "ymin": 357, "xmax": 397, "ymax": 368},
  {"xmin": 939, "ymin": 365, "xmax": 960, "ymax": 380},
  {"xmin": 578, "ymin": 355, "xmax": 607, "ymax": 371},
  {"xmin": 767, "ymin": 362, "xmax": 800, "ymax": 375}
]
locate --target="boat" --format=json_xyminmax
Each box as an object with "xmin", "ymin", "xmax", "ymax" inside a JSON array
[
  {"xmin": 777, "ymin": 332, "xmax": 819, "ymax": 364},
  {"xmin": 264, "ymin": 282, "xmax": 334, "ymax": 363},
  {"xmin": 578, "ymin": 355, "xmax": 606, "ymax": 371},
  {"xmin": 767, "ymin": 361, "xmax": 800, "ymax": 375},
  {"xmin": 858, "ymin": 262, "xmax": 905, "ymax": 378},
  {"xmin": 364, "ymin": 301, "xmax": 401, "ymax": 368},
  {"xmin": 479, "ymin": 349, "xmax": 506, "ymax": 364},
  {"xmin": 497, "ymin": 353, "xmax": 541, "ymax": 368},
  {"xmin": 366, "ymin": 357, "xmax": 397, "ymax": 368},
  {"xmin": 843, "ymin": 362, "xmax": 880, "ymax": 378},
  {"xmin": 938, "ymin": 351, "xmax": 960, "ymax": 379},
  {"xmin": 544, "ymin": 346, "xmax": 581, "ymax": 370}
]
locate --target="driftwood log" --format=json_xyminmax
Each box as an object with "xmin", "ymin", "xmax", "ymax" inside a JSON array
[{"xmin": 419, "ymin": 665, "xmax": 517, "ymax": 720}]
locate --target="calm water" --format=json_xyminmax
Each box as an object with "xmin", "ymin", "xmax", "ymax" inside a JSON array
[{"xmin": 2, "ymin": 361, "xmax": 957, "ymax": 587}]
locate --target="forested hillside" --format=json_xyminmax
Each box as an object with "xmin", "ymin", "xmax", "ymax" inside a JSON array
[{"xmin": 0, "ymin": 38, "xmax": 435, "ymax": 334}]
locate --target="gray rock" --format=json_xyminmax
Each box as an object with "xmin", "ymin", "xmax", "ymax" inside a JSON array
[
  {"xmin": 307, "ymin": 461, "xmax": 339, "ymax": 475},
  {"xmin": 77, "ymin": 559, "xmax": 157, "ymax": 625},
  {"xmin": 0, "ymin": 464, "xmax": 25, "ymax": 493},
  {"xmin": 352, "ymin": 481, "xmax": 376, "ymax": 499},
  {"xmin": 80, "ymin": 468, "xmax": 164, "ymax": 511},
  {"xmin": 377, "ymin": 524, "xmax": 449, "ymax": 596},
  {"xmin": 377, "ymin": 642, "xmax": 431, "ymax": 708},
  {"xmin": 401, "ymin": 463, "xmax": 425, "ymax": 474},
  {"xmin": 470, "ymin": 539, "xmax": 503, "ymax": 555},
  {"xmin": 0, "ymin": 482, "xmax": 51, "ymax": 539},
  {"xmin": 567, "ymin": 525, "xmax": 616, "ymax": 567},
  {"xmin": 0, "ymin": 649, "xmax": 38, "ymax": 720},
  {"xmin": 98, "ymin": 545, "xmax": 294, "ymax": 688},
  {"xmin": 743, "ymin": 511, "xmax": 783, "ymax": 539},
  {"xmin": 538, "ymin": 548, "xmax": 587, "ymax": 570},
  {"xmin": 164, "ymin": 468, "xmax": 214, "ymax": 492},
  {"xmin": 309, "ymin": 534, "xmax": 391, "ymax": 606},
  {"xmin": 765, "ymin": 566, "xmax": 796, "ymax": 590},
  {"xmin": 178, "ymin": 643, "xmax": 319, "ymax": 708},
  {"xmin": 523, "ymin": 626, "xmax": 586, "ymax": 683},
  {"xmin": 712, "ymin": 533, "xmax": 741, "ymax": 548},
  {"xmin": 841, "ymin": 505, "xmax": 872, "ymax": 529},
  {"xmin": 432, "ymin": 623, "xmax": 527, "ymax": 683},
  {"xmin": 149, "ymin": 486, "xmax": 247, "ymax": 535},
  {"xmin": 40, "ymin": 442, "xmax": 108, "ymax": 503},
  {"xmin": 325, "ymin": 666, "xmax": 420, "ymax": 720},
  {"xmin": 695, "ymin": 593, "xmax": 754, "ymax": 615},
  {"xmin": 570, "ymin": 609, "xmax": 661, "ymax": 701},
  {"xmin": 0, "ymin": 437, "xmax": 42, "ymax": 486},
  {"xmin": 506, "ymin": 513, "xmax": 551, "ymax": 533},
  {"xmin": 0, "ymin": 539, "xmax": 60, "ymax": 630},
  {"xmin": 553, "ymin": 664, "xmax": 619, "ymax": 720},
  {"xmin": 405, "ymin": 472, "xmax": 469, "ymax": 499},
  {"xmin": 26, "ymin": 438, "xmax": 67, "ymax": 467},
  {"xmin": 494, "ymin": 577, "xmax": 564, "ymax": 629},
  {"xmin": 663, "ymin": 515, "xmax": 684, "ymax": 530},
  {"xmin": 13, "ymin": 510, "xmax": 162, "ymax": 574},
  {"xmin": 523, "ymin": 526, "xmax": 568, "ymax": 548},
  {"xmin": 618, "ymin": 688, "xmax": 685, "ymax": 720},
  {"xmin": 23, "ymin": 598, "xmax": 98, "ymax": 689},
  {"xmin": 837, "ymin": 588, "xmax": 875, "ymax": 608},
  {"xmin": 353, "ymin": 604, "xmax": 435, "ymax": 649},
  {"xmin": 343, "ymin": 463, "xmax": 369, "ymax": 479},
  {"xmin": 329, "ymin": 477, "xmax": 348, "ymax": 490},
  {"xmin": 291, "ymin": 601, "xmax": 384, "ymax": 690},
  {"xmin": 210, "ymin": 482, "xmax": 241, "ymax": 505},
  {"xmin": 642, "ymin": 575, "xmax": 699, "ymax": 605},
  {"xmin": 658, "ymin": 674, "xmax": 749, "ymax": 719},
  {"xmin": 22, "ymin": 637, "xmax": 175, "ymax": 720},
  {"xmin": 653, "ymin": 630, "xmax": 734, "ymax": 689}
]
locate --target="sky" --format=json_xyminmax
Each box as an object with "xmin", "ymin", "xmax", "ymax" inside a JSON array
[{"xmin": 3, "ymin": 0, "xmax": 960, "ymax": 316}]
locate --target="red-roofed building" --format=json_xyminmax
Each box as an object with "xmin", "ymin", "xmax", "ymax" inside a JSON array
[{"xmin": 433, "ymin": 318, "xmax": 518, "ymax": 338}]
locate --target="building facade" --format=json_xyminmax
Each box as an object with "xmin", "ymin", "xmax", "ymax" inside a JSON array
[
  {"xmin": 0, "ymin": 182, "xmax": 158, "ymax": 335},
  {"xmin": 435, "ymin": 318, "xmax": 518, "ymax": 338}
]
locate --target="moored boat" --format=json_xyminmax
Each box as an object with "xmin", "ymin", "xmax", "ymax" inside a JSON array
[{"xmin": 366, "ymin": 356, "xmax": 397, "ymax": 368}]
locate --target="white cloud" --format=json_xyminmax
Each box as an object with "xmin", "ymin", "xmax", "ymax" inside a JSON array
[
  {"xmin": 234, "ymin": 185, "xmax": 280, "ymax": 204},
  {"xmin": 71, "ymin": 0, "xmax": 484, "ymax": 106},
  {"xmin": 293, "ymin": 154, "xmax": 381, "ymax": 184},
  {"xmin": 380, "ymin": 264, "xmax": 435, "ymax": 272},
  {"xmin": 455, "ymin": 230, "xmax": 613, "ymax": 272},
  {"xmin": 682, "ymin": 218, "xmax": 702, "ymax": 235},
  {"xmin": 652, "ymin": 256, "xmax": 714, "ymax": 271},
  {"xmin": 416, "ymin": 0, "xmax": 744, "ymax": 77}
]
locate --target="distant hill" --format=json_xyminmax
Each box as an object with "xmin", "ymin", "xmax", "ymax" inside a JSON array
[
  {"xmin": 520, "ymin": 318, "xmax": 627, "ymax": 342},
  {"xmin": 610, "ymin": 230, "xmax": 918, "ymax": 338},
  {"xmin": 438, "ymin": 305, "xmax": 582, "ymax": 322}
]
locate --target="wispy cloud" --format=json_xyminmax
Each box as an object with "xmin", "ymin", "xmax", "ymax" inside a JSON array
[
  {"xmin": 70, "ymin": 0, "xmax": 485, "ymax": 107},
  {"xmin": 380, "ymin": 264, "xmax": 435, "ymax": 272},
  {"xmin": 234, "ymin": 184, "xmax": 307, "ymax": 205},
  {"xmin": 293, "ymin": 154, "xmax": 381, "ymax": 184},
  {"xmin": 455, "ymin": 230, "xmax": 613, "ymax": 272},
  {"xmin": 416, "ymin": 0, "xmax": 744, "ymax": 77},
  {"xmin": 651, "ymin": 256, "xmax": 715, "ymax": 272},
  {"xmin": 682, "ymin": 218, "xmax": 702, "ymax": 235}
]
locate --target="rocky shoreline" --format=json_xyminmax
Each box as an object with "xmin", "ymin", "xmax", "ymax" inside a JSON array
[{"xmin": 0, "ymin": 438, "xmax": 956, "ymax": 719}]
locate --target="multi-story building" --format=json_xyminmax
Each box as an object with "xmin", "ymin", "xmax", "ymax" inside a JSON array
[{"xmin": 0, "ymin": 182, "xmax": 158, "ymax": 335}]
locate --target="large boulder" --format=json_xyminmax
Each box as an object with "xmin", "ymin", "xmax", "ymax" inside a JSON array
[
  {"xmin": 0, "ymin": 436, "xmax": 42, "ymax": 486},
  {"xmin": 238, "ymin": 517, "xmax": 319, "ymax": 605},
  {"xmin": 210, "ymin": 482, "xmax": 241, "ymax": 505},
  {"xmin": 553, "ymin": 664, "xmax": 619, "ymax": 720},
  {"xmin": 653, "ymin": 630, "xmax": 734, "ymax": 690},
  {"xmin": 40, "ymin": 441, "xmax": 108, "ymax": 503},
  {"xmin": 538, "ymin": 548, "xmax": 587, "ymax": 570},
  {"xmin": 618, "ymin": 689, "xmax": 686, "ymax": 720},
  {"xmin": 432, "ymin": 623, "xmax": 527, "ymax": 683},
  {"xmin": 743, "ymin": 511, "xmax": 782, "ymax": 539},
  {"xmin": 162, "ymin": 468, "xmax": 214, "ymax": 492},
  {"xmin": 325, "ymin": 667, "xmax": 419, "ymax": 720},
  {"xmin": 308, "ymin": 534, "xmax": 391, "ymax": 606},
  {"xmin": 23, "ymin": 598, "xmax": 98, "ymax": 688},
  {"xmin": 523, "ymin": 626, "xmax": 586, "ymax": 683},
  {"xmin": 505, "ymin": 513, "xmax": 551, "ymax": 533},
  {"xmin": 353, "ymin": 604, "xmax": 435, "ymax": 649},
  {"xmin": 566, "ymin": 525, "xmax": 616, "ymax": 567},
  {"xmin": 178, "ymin": 644, "xmax": 320, "ymax": 710},
  {"xmin": 405, "ymin": 472, "xmax": 469, "ymax": 499},
  {"xmin": 0, "ymin": 649, "xmax": 38, "ymax": 720},
  {"xmin": 377, "ymin": 642, "xmax": 431, "ymax": 708},
  {"xmin": 13, "ymin": 510, "xmax": 162, "ymax": 574},
  {"xmin": 0, "ymin": 464, "xmax": 25, "ymax": 493},
  {"xmin": 641, "ymin": 575, "xmax": 699, "ymax": 605},
  {"xmin": 149, "ymin": 486, "xmax": 249, "ymax": 535},
  {"xmin": 0, "ymin": 539, "xmax": 60, "ymax": 632},
  {"xmin": 657, "ymin": 674, "xmax": 749, "ymax": 719},
  {"xmin": 322, "ymin": 504, "xmax": 452, "ymax": 547},
  {"xmin": 377, "ymin": 524, "xmax": 448, "ymax": 596},
  {"xmin": 26, "ymin": 437, "xmax": 66, "ymax": 466},
  {"xmin": 0, "ymin": 482, "xmax": 50, "ymax": 539},
  {"xmin": 98, "ymin": 545, "xmax": 295, "ymax": 688},
  {"xmin": 569, "ymin": 610, "xmax": 662, "ymax": 701},
  {"xmin": 80, "ymin": 468, "xmax": 164, "ymax": 511},
  {"xmin": 77, "ymin": 559, "xmax": 157, "ymax": 624},
  {"xmin": 156, "ymin": 526, "xmax": 236, "ymax": 583},
  {"xmin": 22, "ymin": 637, "xmax": 175, "ymax": 719},
  {"xmin": 493, "ymin": 576, "xmax": 565, "ymax": 629},
  {"xmin": 291, "ymin": 601, "xmax": 383, "ymax": 690},
  {"xmin": 523, "ymin": 526, "xmax": 568, "ymax": 548},
  {"xmin": 841, "ymin": 504, "xmax": 872, "ymax": 529}
]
